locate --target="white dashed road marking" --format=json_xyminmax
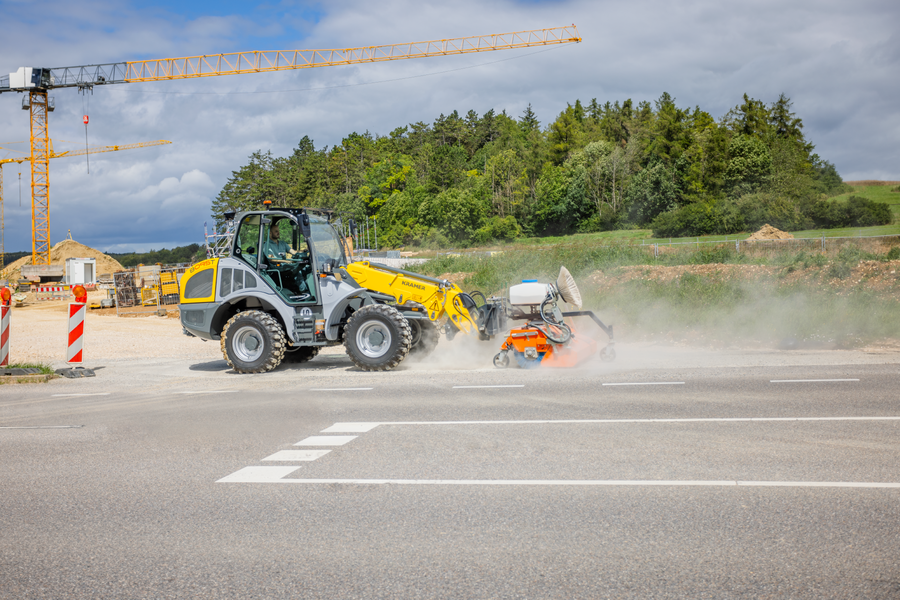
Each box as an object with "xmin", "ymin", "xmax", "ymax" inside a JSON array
[
  {"xmin": 453, "ymin": 385, "xmax": 525, "ymax": 389},
  {"xmin": 294, "ymin": 435, "xmax": 357, "ymax": 446},
  {"xmin": 217, "ymin": 466, "xmax": 300, "ymax": 483},
  {"xmin": 309, "ymin": 388, "xmax": 373, "ymax": 391},
  {"xmin": 602, "ymin": 382, "xmax": 685, "ymax": 386},
  {"xmin": 51, "ymin": 393, "xmax": 111, "ymax": 398},
  {"xmin": 321, "ymin": 423, "xmax": 380, "ymax": 433},
  {"xmin": 0, "ymin": 425, "xmax": 83, "ymax": 429},
  {"xmin": 770, "ymin": 379, "xmax": 860, "ymax": 383},
  {"xmin": 263, "ymin": 450, "xmax": 331, "ymax": 462},
  {"xmin": 173, "ymin": 391, "xmax": 238, "ymax": 395}
]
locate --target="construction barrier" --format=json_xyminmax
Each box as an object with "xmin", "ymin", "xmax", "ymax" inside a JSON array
[
  {"xmin": 34, "ymin": 285, "xmax": 71, "ymax": 301},
  {"xmin": 67, "ymin": 302, "xmax": 86, "ymax": 364},
  {"xmin": 114, "ymin": 265, "xmax": 188, "ymax": 316},
  {"xmin": 1, "ymin": 288, "xmax": 10, "ymax": 366}
]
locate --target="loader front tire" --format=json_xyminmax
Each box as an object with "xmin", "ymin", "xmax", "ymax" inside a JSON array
[
  {"xmin": 221, "ymin": 310, "xmax": 286, "ymax": 373},
  {"xmin": 344, "ymin": 304, "xmax": 411, "ymax": 371},
  {"xmin": 408, "ymin": 318, "xmax": 440, "ymax": 359}
]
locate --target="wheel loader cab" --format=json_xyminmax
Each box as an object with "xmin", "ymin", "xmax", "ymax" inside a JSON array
[{"xmin": 233, "ymin": 211, "xmax": 319, "ymax": 305}]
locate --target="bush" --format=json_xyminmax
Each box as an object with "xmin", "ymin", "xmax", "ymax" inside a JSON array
[
  {"xmin": 887, "ymin": 247, "xmax": 900, "ymax": 260},
  {"xmin": 577, "ymin": 205, "xmax": 621, "ymax": 233},
  {"xmin": 473, "ymin": 216, "xmax": 522, "ymax": 245},
  {"xmin": 650, "ymin": 200, "xmax": 745, "ymax": 237},
  {"xmin": 807, "ymin": 196, "xmax": 893, "ymax": 228},
  {"xmin": 736, "ymin": 193, "xmax": 812, "ymax": 232}
]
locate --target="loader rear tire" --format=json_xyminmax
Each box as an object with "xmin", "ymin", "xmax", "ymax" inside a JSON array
[
  {"xmin": 283, "ymin": 346, "xmax": 320, "ymax": 363},
  {"xmin": 221, "ymin": 310, "xmax": 286, "ymax": 373},
  {"xmin": 344, "ymin": 304, "xmax": 411, "ymax": 371},
  {"xmin": 408, "ymin": 318, "xmax": 440, "ymax": 359}
]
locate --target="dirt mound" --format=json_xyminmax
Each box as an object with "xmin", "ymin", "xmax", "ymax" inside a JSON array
[
  {"xmin": 746, "ymin": 224, "xmax": 794, "ymax": 241},
  {"xmin": 2, "ymin": 239, "xmax": 125, "ymax": 282}
]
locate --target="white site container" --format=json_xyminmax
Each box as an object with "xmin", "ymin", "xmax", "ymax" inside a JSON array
[
  {"xmin": 65, "ymin": 258, "xmax": 97, "ymax": 285},
  {"xmin": 508, "ymin": 281, "xmax": 552, "ymax": 306}
]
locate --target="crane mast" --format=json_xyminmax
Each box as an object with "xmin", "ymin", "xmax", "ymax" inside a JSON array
[
  {"xmin": 0, "ymin": 25, "xmax": 581, "ymax": 266},
  {"xmin": 0, "ymin": 139, "xmax": 172, "ymax": 273}
]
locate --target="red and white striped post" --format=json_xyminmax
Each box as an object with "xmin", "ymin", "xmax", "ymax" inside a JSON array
[
  {"xmin": 0, "ymin": 287, "xmax": 11, "ymax": 367},
  {"xmin": 67, "ymin": 285, "xmax": 88, "ymax": 364}
]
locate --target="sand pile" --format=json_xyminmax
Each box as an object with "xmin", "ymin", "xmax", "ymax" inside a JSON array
[
  {"xmin": 746, "ymin": 224, "xmax": 794, "ymax": 241},
  {"xmin": 2, "ymin": 239, "xmax": 125, "ymax": 281}
]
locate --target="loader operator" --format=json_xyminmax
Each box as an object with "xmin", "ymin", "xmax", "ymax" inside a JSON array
[{"xmin": 264, "ymin": 220, "xmax": 294, "ymax": 260}]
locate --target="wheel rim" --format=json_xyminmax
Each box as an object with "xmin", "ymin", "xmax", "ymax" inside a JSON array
[
  {"xmin": 232, "ymin": 325, "xmax": 265, "ymax": 363},
  {"xmin": 408, "ymin": 320, "xmax": 422, "ymax": 346},
  {"xmin": 356, "ymin": 321, "xmax": 392, "ymax": 359}
]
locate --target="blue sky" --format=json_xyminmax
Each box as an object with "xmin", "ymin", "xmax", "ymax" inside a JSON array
[{"xmin": 0, "ymin": 0, "xmax": 898, "ymax": 254}]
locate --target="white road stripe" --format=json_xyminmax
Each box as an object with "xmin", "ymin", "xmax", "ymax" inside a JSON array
[
  {"xmin": 225, "ymin": 477, "xmax": 900, "ymax": 489},
  {"xmin": 51, "ymin": 393, "xmax": 110, "ymax": 398},
  {"xmin": 262, "ymin": 450, "xmax": 331, "ymax": 462},
  {"xmin": 0, "ymin": 425, "xmax": 83, "ymax": 429},
  {"xmin": 217, "ymin": 466, "xmax": 300, "ymax": 483},
  {"xmin": 309, "ymin": 388, "xmax": 373, "ymax": 391},
  {"xmin": 453, "ymin": 385, "xmax": 525, "ymax": 389},
  {"xmin": 602, "ymin": 382, "xmax": 685, "ymax": 386},
  {"xmin": 331, "ymin": 416, "xmax": 900, "ymax": 427},
  {"xmin": 770, "ymin": 379, "xmax": 860, "ymax": 383},
  {"xmin": 294, "ymin": 435, "xmax": 358, "ymax": 446},
  {"xmin": 321, "ymin": 423, "xmax": 380, "ymax": 433},
  {"xmin": 173, "ymin": 391, "xmax": 238, "ymax": 395}
]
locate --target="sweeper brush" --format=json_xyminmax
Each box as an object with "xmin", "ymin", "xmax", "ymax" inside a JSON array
[{"xmin": 492, "ymin": 267, "xmax": 615, "ymax": 369}]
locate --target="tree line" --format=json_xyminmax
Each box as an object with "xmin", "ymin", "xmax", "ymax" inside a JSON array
[
  {"xmin": 110, "ymin": 244, "xmax": 203, "ymax": 268},
  {"xmin": 211, "ymin": 93, "xmax": 890, "ymax": 247}
]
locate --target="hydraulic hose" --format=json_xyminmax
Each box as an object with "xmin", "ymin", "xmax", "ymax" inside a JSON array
[{"xmin": 539, "ymin": 296, "xmax": 572, "ymax": 344}]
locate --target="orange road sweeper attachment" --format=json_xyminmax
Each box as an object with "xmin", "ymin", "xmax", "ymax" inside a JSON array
[{"xmin": 492, "ymin": 267, "xmax": 615, "ymax": 369}]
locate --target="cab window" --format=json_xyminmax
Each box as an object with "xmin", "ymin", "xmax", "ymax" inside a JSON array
[
  {"xmin": 235, "ymin": 215, "xmax": 261, "ymax": 268},
  {"xmin": 259, "ymin": 217, "xmax": 317, "ymax": 305}
]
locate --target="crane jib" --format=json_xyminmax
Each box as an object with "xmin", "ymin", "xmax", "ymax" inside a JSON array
[{"xmin": 0, "ymin": 25, "xmax": 580, "ymax": 92}]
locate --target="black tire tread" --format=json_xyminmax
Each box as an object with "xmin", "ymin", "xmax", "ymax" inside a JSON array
[
  {"xmin": 220, "ymin": 310, "xmax": 286, "ymax": 373},
  {"xmin": 343, "ymin": 304, "xmax": 411, "ymax": 371}
]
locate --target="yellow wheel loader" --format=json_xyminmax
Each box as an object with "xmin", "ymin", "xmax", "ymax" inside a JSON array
[{"xmin": 179, "ymin": 207, "xmax": 505, "ymax": 373}]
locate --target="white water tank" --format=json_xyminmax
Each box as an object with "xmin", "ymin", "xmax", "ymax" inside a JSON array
[{"xmin": 509, "ymin": 281, "xmax": 552, "ymax": 306}]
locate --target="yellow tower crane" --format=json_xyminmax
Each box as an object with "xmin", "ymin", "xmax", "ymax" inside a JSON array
[
  {"xmin": 0, "ymin": 26, "xmax": 581, "ymax": 266},
  {"xmin": 0, "ymin": 139, "xmax": 172, "ymax": 273}
]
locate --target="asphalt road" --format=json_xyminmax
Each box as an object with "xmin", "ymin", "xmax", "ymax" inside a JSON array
[{"xmin": 2, "ymin": 348, "xmax": 899, "ymax": 599}]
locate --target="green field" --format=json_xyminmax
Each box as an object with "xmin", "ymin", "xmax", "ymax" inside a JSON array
[{"xmin": 831, "ymin": 182, "xmax": 900, "ymax": 215}]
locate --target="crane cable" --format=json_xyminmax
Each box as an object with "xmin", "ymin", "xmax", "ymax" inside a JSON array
[{"xmin": 82, "ymin": 91, "xmax": 90, "ymax": 174}]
